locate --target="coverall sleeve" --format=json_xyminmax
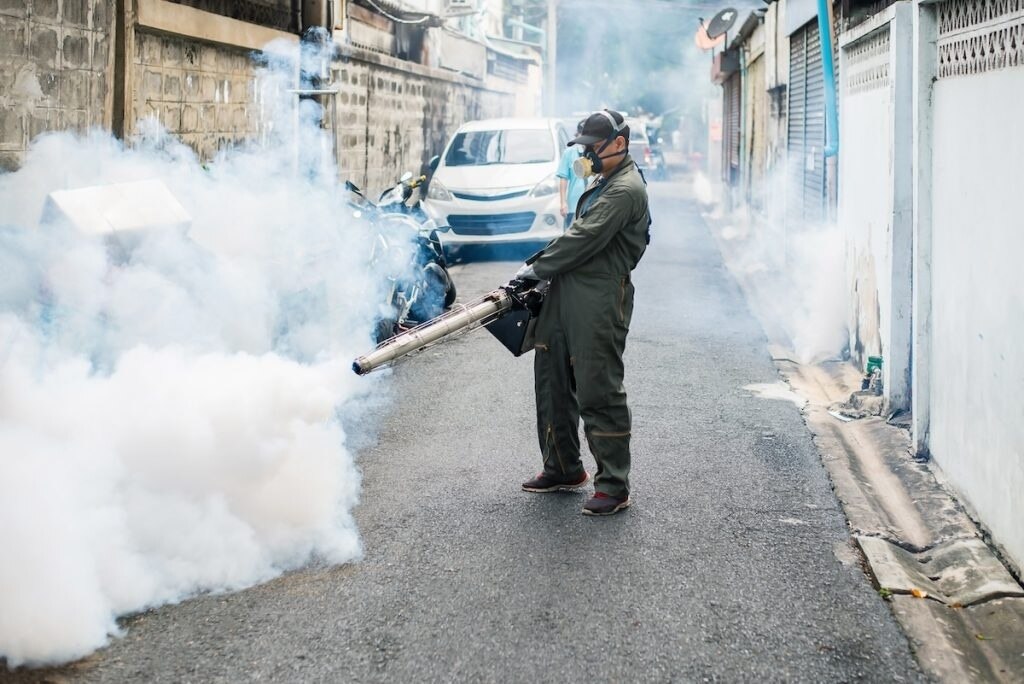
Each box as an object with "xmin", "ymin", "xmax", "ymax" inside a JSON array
[{"xmin": 531, "ymin": 184, "xmax": 633, "ymax": 279}]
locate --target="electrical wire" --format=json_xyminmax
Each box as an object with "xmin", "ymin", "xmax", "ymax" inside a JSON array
[{"xmin": 360, "ymin": 0, "xmax": 434, "ymax": 24}]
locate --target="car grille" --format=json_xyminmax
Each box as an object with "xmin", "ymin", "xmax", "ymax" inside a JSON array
[
  {"xmin": 451, "ymin": 189, "xmax": 530, "ymax": 202},
  {"xmin": 448, "ymin": 212, "xmax": 536, "ymax": 235}
]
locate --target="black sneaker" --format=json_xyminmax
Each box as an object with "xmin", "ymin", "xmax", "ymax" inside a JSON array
[
  {"xmin": 582, "ymin": 492, "xmax": 631, "ymax": 516},
  {"xmin": 522, "ymin": 470, "xmax": 590, "ymax": 493}
]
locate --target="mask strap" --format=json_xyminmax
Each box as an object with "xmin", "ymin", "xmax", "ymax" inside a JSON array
[
  {"xmin": 595, "ymin": 110, "xmax": 625, "ymax": 154},
  {"xmin": 597, "ymin": 110, "xmax": 625, "ymax": 134}
]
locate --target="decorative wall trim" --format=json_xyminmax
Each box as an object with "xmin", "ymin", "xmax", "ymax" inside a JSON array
[
  {"xmin": 845, "ymin": 26, "xmax": 892, "ymax": 94},
  {"xmin": 937, "ymin": 0, "xmax": 1024, "ymax": 77}
]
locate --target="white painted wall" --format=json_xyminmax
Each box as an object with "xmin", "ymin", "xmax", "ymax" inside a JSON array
[
  {"xmin": 930, "ymin": 66, "xmax": 1024, "ymax": 570},
  {"xmin": 839, "ymin": 47, "xmax": 891, "ymax": 368},
  {"xmin": 838, "ymin": 4, "xmax": 914, "ymax": 411}
]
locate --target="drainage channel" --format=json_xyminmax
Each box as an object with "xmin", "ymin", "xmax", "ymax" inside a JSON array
[{"xmin": 747, "ymin": 359, "xmax": 1024, "ymax": 683}]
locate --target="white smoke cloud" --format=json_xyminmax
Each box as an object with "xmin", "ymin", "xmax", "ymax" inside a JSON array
[
  {"xmin": 0, "ymin": 37, "xmax": 400, "ymax": 667},
  {"xmin": 698, "ymin": 168, "xmax": 849, "ymax": 365}
]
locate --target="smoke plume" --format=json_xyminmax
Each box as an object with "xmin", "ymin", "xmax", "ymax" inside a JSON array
[{"xmin": 0, "ymin": 37, "xmax": 399, "ymax": 667}]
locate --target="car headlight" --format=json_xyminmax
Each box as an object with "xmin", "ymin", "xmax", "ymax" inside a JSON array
[
  {"xmin": 530, "ymin": 173, "xmax": 559, "ymax": 198},
  {"xmin": 426, "ymin": 179, "xmax": 453, "ymax": 202}
]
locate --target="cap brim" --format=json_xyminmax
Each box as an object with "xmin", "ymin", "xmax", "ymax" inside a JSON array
[{"xmin": 568, "ymin": 134, "xmax": 603, "ymax": 147}]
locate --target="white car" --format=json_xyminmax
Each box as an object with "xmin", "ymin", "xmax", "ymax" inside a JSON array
[{"xmin": 423, "ymin": 118, "xmax": 570, "ymax": 250}]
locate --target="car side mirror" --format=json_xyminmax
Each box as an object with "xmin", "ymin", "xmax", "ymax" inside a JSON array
[{"xmin": 428, "ymin": 155, "xmax": 441, "ymax": 172}]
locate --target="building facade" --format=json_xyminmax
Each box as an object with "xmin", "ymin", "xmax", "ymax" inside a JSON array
[
  {"xmin": 1, "ymin": 0, "xmax": 539, "ymax": 195},
  {"xmin": 709, "ymin": 0, "xmax": 1024, "ymax": 572}
]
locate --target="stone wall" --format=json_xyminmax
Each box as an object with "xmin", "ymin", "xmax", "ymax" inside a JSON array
[
  {"xmin": 125, "ymin": 28, "xmax": 512, "ymax": 192},
  {"xmin": 128, "ymin": 31, "xmax": 515, "ymax": 195},
  {"xmin": 128, "ymin": 29, "xmax": 263, "ymax": 160},
  {"xmin": 0, "ymin": 0, "xmax": 114, "ymax": 170},
  {"xmin": 331, "ymin": 52, "xmax": 513, "ymax": 195},
  {"xmin": 1, "ymin": 0, "xmax": 517, "ymax": 184}
]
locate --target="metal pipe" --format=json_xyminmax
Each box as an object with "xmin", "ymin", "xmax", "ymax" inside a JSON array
[
  {"xmin": 546, "ymin": 0, "xmax": 557, "ymax": 116},
  {"xmin": 816, "ymin": 0, "xmax": 839, "ymax": 157},
  {"xmin": 352, "ymin": 289, "xmax": 515, "ymax": 374},
  {"xmin": 506, "ymin": 18, "xmax": 545, "ymax": 40}
]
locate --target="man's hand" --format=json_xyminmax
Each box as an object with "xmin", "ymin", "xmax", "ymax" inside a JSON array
[
  {"xmin": 559, "ymin": 202, "xmax": 568, "ymax": 217},
  {"xmin": 514, "ymin": 263, "xmax": 538, "ymax": 281}
]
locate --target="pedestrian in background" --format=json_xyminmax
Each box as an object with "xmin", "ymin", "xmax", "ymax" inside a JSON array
[
  {"xmin": 516, "ymin": 109, "xmax": 651, "ymax": 516},
  {"xmin": 555, "ymin": 119, "xmax": 588, "ymax": 229}
]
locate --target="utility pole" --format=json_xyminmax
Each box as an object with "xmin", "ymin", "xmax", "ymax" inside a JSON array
[{"xmin": 545, "ymin": 0, "xmax": 557, "ymax": 116}]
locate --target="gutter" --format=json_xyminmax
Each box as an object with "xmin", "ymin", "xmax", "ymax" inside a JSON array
[{"xmin": 816, "ymin": 0, "xmax": 839, "ymax": 157}]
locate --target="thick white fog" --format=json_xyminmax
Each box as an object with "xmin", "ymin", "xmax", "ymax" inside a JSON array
[{"xmin": 0, "ymin": 39, "xmax": 398, "ymax": 667}]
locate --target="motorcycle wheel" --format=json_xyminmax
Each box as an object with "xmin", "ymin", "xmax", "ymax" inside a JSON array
[
  {"xmin": 373, "ymin": 316, "xmax": 398, "ymax": 344},
  {"xmin": 408, "ymin": 263, "xmax": 448, "ymax": 323},
  {"xmin": 443, "ymin": 276, "xmax": 457, "ymax": 308}
]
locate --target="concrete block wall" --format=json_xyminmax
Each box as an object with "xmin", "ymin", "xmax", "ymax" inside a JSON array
[
  {"xmin": 330, "ymin": 57, "xmax": 512, "ymax": 195},
  {"xmin": 127, "ymin": 32, "xmax": 513, "ymax": 192},
  {"xmin": 129, "ymin": 30, "xmax": 261, "ymax": 160},
  {"xmin": 1, "ymin": 2, "xmax": 515, "ymax": 190},
  {"xmin": 0, "ymin": 0, "xmax": 114, "ymax": 170}
]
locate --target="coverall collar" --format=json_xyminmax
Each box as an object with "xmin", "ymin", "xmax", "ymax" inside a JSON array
[{"xmin": 599, "ymin": 154, "xmax": 635, "ymax": 183}]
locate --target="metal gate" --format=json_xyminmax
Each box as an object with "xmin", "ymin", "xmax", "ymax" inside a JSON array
[
  {"xmin": 787, "ymin": 20, "xmax": 828, "ymax": 226},
  {"xmin": 723, "ymin": 73, "xmax": 741, "ymax": 186}
]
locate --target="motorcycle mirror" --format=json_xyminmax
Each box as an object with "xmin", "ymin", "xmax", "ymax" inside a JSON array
[
  {"xmin": 436, "ymin": 224, "xmax": 451, "ymax": 233},
  {"xmin": 428, "ymin": 155, "xmax": 440, "ymax": 172},
  {"xmin": 400, "ymin": 171, "xmax": 414, "ymax": 183}
]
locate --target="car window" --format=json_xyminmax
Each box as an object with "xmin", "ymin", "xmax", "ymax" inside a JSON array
[
  {"xmin": 627, "ymin": 125, "xmax": 649, "ymax": 143},
  {"xmin": 557, "ymin": 125, "xmax": 569, "ymax": 148},
  {"xmin": 444, "ymin": 129, "xmax": 555, "ymax": 166}
]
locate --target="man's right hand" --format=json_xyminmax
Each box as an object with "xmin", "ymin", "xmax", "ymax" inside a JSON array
[
  {"xmin": 514, "ymin": 263, "xmax": 538, "ymax": 281},
  {"xmin": 559, "ymin": 203, "xmax": 568, "ymax": 217}
]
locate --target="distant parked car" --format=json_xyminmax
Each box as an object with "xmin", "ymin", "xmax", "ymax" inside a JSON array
[
  {"xmin": 626, "ymin": 118, "xmax": 667, "ymax": 180},
  {"xmin": 423, "ymin": 117, "xmax": 570, "ymax": 252}
]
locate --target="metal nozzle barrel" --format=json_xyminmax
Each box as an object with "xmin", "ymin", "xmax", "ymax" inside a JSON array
[{"xmin": 352, "ymin": 289, "xmax": 515, "ymax": 375}]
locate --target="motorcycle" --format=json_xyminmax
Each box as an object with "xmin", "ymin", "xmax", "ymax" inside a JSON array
[{"xmin": 345, "ymin": 166, "xmax": 457, "ymax": 342}]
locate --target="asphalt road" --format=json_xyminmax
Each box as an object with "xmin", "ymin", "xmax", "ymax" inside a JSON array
[{"xmin": 11, "ymin": 181, "xmax": 923, "ymax": 682}]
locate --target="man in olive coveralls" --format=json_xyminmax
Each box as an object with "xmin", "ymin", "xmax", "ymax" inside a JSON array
[{"xmin": 515, "ymin": 110, "xmax": 650, "ymax": 516}]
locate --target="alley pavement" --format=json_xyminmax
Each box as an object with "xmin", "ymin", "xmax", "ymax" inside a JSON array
[{"xmin": 12, "ymin": 181, "xmax": 924, "ymax": 682}]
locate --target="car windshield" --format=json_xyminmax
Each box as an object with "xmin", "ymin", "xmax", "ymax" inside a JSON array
[
  {"xmin": 626, "ymin": 122, "xmax": 649, "ymax": 143},
  {"xmin": 444, "ymin": 129, "xmax": 554, "ymax": 166}
]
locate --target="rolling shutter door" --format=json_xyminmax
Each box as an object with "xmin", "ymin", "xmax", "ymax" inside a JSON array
[
  {"xmin": 787, "ymin": 19, "xmax": 833, "ymax": 226},
  {"xmin": 803, "ymin": 22, "xmax": 826, "ymax": 224},
  {"xmin": 787, "ymin": 29, "xmax": 807, "ymax": 225},
  {"xmin": 725, "ymin": 74, "xmax": 741, "ymax": 185}
]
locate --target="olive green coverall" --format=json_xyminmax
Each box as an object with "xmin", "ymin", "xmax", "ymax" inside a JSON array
[{"xmin": 529, "ymin": 156, "xmax": 650, "ymax": 498}]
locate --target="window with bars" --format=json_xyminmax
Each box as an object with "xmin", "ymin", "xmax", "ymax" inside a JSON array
[{"xmin": 166, "ymin": 0, "xmax": 298, "ymax": 32}]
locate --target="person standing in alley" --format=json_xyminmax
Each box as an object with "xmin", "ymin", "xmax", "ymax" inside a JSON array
[
  {"xmin": 515, "ymin": 109, "xmax": 651, "ymax": 516},
  {"xmin": 556, "ymin": 119, "xmax": 588, "ymax": 229}
]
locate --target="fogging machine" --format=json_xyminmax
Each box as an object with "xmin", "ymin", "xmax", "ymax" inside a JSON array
[{"xmin": 352, "ymin": 279, "xmax": 544, "ymax": 375}]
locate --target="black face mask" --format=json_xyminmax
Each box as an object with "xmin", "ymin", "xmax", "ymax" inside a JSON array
[{"xmin": 583, "ymin": 137, "xmax": 626, "ymax": 174}]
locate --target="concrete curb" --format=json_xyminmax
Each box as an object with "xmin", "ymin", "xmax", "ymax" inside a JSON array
[{"xmin": 703, "ymin": 208, "xmax": 1024, "ymax": 683}]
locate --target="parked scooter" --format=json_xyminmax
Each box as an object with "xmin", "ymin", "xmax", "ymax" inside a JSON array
[
  {"xmin": 374, "ymin": 159, "xmax": 456, "ymax": 316},
  {"xmin": 345, "ymin": 165, "xmax": 456, "ymax": 342}
]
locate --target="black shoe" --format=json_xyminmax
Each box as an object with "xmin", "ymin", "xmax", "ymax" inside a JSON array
[
  {"xmin": 522, "ymin": 470, "xmax": 590, "ymax": 493},
  {"xmin": 582, "ymin": 492, "xmax": 631, "ymax": 516}
]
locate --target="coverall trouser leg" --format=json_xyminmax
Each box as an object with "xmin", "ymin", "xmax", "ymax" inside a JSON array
[
  {"xmin": 533, "ymin": 284, "xmax": 584, "ymax": 480},
  {"xmin": 534, "ymin": 275, "xmax": 635, "ymax": 498}
]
